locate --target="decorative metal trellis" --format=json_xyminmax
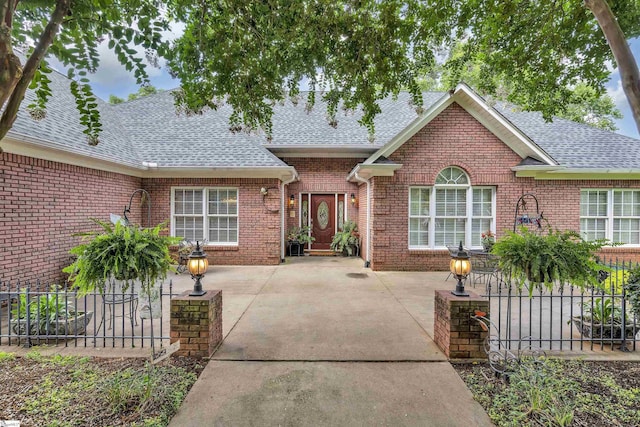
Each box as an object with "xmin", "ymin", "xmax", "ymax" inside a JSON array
[{"xmin": 513, "ymin": 193, "xmax": 545, "ymax": 232}]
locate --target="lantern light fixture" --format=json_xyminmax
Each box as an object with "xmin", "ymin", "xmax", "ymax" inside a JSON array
[
  {"xmin": 289, "ymin": 194, "xmax": 295, "ymax": 208},
  {"xmin": 350, "ymin": 193, "xmax": 357, "ymax": 205},
  {"xmin": 187, "ymin": 241, "xmax": 209, "ymax": 296},
  {"xmin": 450, "ymin": 241, "xmax": 472, "ymax": 297}
]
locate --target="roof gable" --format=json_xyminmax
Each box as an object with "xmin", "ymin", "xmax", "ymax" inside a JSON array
[{"xmin": 363, "ymin": 84, "xmax": 557, "ymax": 166}]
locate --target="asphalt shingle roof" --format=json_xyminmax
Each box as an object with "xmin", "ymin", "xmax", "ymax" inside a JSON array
[
  {"xmin": 113, "ymin": 92, "xmax": 287, "ymax": 168},
  {"xmin": 494, "ymin": 104, "xmax": 640, "ymax": 169},
  {"xmin": 7, "ymin": 69, "xmax": 640, "ymax": 171},
  {"xmin": 11, "ymin": 68, "xmax": 141, "ymax": 168}
]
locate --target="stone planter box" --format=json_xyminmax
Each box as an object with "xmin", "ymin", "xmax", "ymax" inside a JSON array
[
  {"xmin": 571, "ymin": 316, "xmax": 637, "ymax": 341},
  {"xmin": 11, "ymin": 311, "xmax": 94, "ymax": 336}
]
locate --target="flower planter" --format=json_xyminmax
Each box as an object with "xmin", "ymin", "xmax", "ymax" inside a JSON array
[
  {"xmin": 571, "ymin": 316, "xmax": 637, "ymax": 341},
  {"xmin": 11, "ymin": 311, "xmax": 94, "ymax": 336}
]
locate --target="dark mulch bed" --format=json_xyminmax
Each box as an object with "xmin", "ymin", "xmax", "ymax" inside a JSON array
[
  {"xmin": 453, "ymin": 359, "xmax": 640, "ymax": 427},
  {"xmin": 0, "ymin": 351, "xmax": 205, "ymax": 427}
]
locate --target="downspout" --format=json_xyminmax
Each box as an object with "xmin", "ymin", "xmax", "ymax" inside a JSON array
[
  {"xmin": 281, "ymin": 170, "xmax": 299, "ymax": 262},
  {"xmin": 353, "ymin": 171, "xmax": 371, "ymax": 268}
]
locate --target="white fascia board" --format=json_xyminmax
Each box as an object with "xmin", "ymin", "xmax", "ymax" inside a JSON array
[
  {"xmin": 363, "ymin": 92, "xmax": 455, "ymax": 165},
  {"xmin": 514, "ymin": 168, "xmax": 640, "ymax": 180},
  {"xmin": 3, "ymin": 134, "xmax": 298, "ymax": 180},
  {"xmin": 144, "ymin": 166, "xmax": 298, "ymax": 180},
  {"xmin": 454, "ymin": 84, "xmax": 557, "ymax": 165},
  {"xmin": 511, "ymin": 165, "xmax": 566, "ymax": 172},
  {"xmin": 2, "ymin": 134, "xmax": 145, "ymax": 176},
  {"xmin": 347, "ymin": 163, "xmax": 402, "ymax": 181}
]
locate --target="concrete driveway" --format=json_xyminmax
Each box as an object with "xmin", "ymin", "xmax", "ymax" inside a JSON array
[{"xmin": 170, "ymin": 258, "xmax": 492, "ymax": 427}]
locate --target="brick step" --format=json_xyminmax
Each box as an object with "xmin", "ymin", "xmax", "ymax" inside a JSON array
[{"xmin": 307, "ymin": 250, "xmax": 336, "ymax": 257}]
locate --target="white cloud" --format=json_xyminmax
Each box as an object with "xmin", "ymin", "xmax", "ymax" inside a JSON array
[{"xmin": 607, "ymin": 79, "xmax": 628, "ymax": 110}]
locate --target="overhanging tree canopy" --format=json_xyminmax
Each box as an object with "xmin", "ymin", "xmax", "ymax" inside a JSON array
[
  {"xmin": 166, "ymin": 0, "xmax": 640, "ymax": 139},
  {"xmin": 1, "ymin": 0, "xmax": 639, "ymax": 150},
  {"xmin": 0, "ymin": 0, "xmax": 169, "ymax": 149}
]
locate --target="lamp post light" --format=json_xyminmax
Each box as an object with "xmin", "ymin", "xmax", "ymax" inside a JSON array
[
  {"xmin": 450, "ymin": 241, "xmax": 472, "ymax": 297},
  {"xmin": 187, "ymin": 241, "xmax": 209, "ymax": 296}
]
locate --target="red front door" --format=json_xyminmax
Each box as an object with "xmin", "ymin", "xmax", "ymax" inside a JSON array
[{"xmin": 311, "ymin": 195, "xmax": 335, "ymax": 250}]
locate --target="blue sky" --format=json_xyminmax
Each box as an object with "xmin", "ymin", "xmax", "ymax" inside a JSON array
[{"xmin": 85, "ymin": 35, "xmax": 640, "ymax": 141}]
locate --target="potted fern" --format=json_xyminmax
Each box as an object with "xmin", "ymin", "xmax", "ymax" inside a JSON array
[
  {"xmin": 492, "ymin": 227, "xmax": 607, "ymax": 293},
  {"xmin": 63, "ymin": 219, "xmax": 180, "ymax": 298},
  {"xmin": 330, "ymin": 221, "xmax": 360, "ymax": 256}
]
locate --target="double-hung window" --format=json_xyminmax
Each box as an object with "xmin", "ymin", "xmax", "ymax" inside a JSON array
[
  {"xmin": 172, "ymin": 187, "xmax": 238, "ymax": 245},
  {"xmin": 409, "ymin": 167, "xmax": 495, "ymax": 249},
  {"xmin": 580, "ymin": 189, "xmax": 640, "ymax": 245}
]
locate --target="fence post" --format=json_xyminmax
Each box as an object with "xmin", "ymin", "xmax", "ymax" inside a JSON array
[
  {"xmin": 170, "ymin": 290, "xmax": 222, "ymax": 358},
  {"xmin": 434, "ymin": 290, "xmax": 489, "ymax": 359}
]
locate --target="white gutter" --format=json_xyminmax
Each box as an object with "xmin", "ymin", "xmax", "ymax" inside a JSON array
[
  {"xmin": 353, "ymin": 171, "xmax": 371, "ymax": 268},
  {"xmin": 280, "ymin": 170, "xmax": 299, "ymax": 262}
]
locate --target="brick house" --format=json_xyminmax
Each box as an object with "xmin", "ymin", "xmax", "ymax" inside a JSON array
[{"xmin": 2, "ymin": 67, "xmax": 640, "ymax": 283}]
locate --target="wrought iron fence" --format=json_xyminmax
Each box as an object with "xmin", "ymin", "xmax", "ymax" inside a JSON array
[
  {"xmin": 481, "ymin": 258, "xmax": 638, "ymax": 352},
  {"xmin": 0, "ymin": 279, "xmax": 176, "ymax": 351}
]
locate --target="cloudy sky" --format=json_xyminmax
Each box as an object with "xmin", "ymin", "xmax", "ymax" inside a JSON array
[{"xmin": 85, "ymin": 34, "xmax": 640, "ymax": 141}]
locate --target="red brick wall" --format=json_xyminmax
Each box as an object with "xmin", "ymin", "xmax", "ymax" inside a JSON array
[
  {"xmin": 282, "ymin": 158, "xmax": 363, "ymax": 247},
  {"xmin": 0, "ymin": 152, "xmax": 142, "ymax": 284},
  {"xmin": 371, "ymin": 103, "xmax": 640, "ymax": 271},
  {"xmin": 143, "ymin": 177, "xmax": 282, "ymax": 265}
]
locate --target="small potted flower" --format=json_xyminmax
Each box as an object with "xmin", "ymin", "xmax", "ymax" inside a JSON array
[{"xmin": 481, "ymin": 230, "xmax": 495, "ymax": 252}]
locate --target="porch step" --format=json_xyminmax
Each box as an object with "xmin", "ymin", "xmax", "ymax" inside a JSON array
[{"xmin": 307, "ymin": 250, "xmax": 336, "ymax": 257}]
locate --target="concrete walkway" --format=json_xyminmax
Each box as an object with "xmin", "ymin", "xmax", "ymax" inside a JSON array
[{"xmin": 170, "ymin": 258, "xmax": 492, "ymax": 427}]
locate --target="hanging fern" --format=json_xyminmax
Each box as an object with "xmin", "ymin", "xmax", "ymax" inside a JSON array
[{"xmin": 63, "ymin": 219, "xmax": 180, "ymax": 295}]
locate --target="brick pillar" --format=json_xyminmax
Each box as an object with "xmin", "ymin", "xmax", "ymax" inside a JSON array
[
  {"xmin": 434, "ymin": 290, "xmax": 488, "ymax": 359},
  {"xmin": 170, "ymin": 290, "xmax": 222, "ymax": 358}
]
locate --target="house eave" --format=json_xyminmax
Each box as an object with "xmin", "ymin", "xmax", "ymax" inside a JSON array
[
  {"xmin": 267, "ymin": 145, "xmax": 376, "ymax": 158},
  {"xmin": 3, "ymin": 134, "xmax": 298, "ymax": 181},
  {"xmin": 144, "ymin": 166, "xmax": 298, "ymax": 180},
  {"xmin": 3, "ymin": 133, "xmax": 145, "ymax": 176},
  {"xmin": 347, "ymin": 163, "xmax": 403, "ymax": 181},
  {"xmin": 514, "ymin": 167, "xmax": 640, "ymax": 180}
]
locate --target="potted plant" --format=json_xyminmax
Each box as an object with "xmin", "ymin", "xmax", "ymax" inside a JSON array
[
  {"xmin": 481, "ymin": 230, "xmax": 495, "ymax": 252},
  {"xmin": 492, "ymin": 227, "xmax": 607, "ymax": 293},
  {"xmin": 571, "ymin": 297, "xmax": 635, "ymax": 340},
  {"xmin": 330, "ymin": 221, "xmax": 360, "ymax": 256},
  {"xmin": 63, "ymin": 219, "xmax": 180, "ymax": 297},
  {"xmin": 287, "ymin": 225, "xmax": 315, "ymax": 256},
  {"xmin": 11, "ymin": 286, "xmax": 93, "ymax": 336}
]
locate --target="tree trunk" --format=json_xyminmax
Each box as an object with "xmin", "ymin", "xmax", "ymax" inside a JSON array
[
  {"xmin": 0, "ymin": 0, "xmax": 70, "ymax": 149},
  {"xmin": 585, "ymin": 0, "xmax": 640, "ymax": 135},
  {"xmin": 0, "ymin": 0, "xmax": 22, "ymax": 151}
]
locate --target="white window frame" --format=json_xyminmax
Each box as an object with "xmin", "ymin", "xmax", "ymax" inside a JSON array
[
  {"xmin": 408, "ymin": 172, "xmax": 495, "ymax": 250},
  {"xmin": 171, "ymin": 186, "xmax": 239, "ymax": 246},
  {"xmin": 580, "ymin": 189, "xmax": 640, "ymax": 246}
]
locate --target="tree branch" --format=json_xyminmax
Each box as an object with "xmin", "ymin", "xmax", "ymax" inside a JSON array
[
  {"xmin": 0, "ymin": 0, "xmax": 71, "ymax": 145},
  {"xmin": 585, "ymin": 0, "xmax": 640, "ymax": 134}
]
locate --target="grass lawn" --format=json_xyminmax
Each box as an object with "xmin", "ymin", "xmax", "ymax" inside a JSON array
[
  {"xmin": 0, "ymin": 350, "xmax": 204, "ymax": 427},
  {"xmin": 453, "ymin": 358, "xmax": 640, "ymax": 427}
]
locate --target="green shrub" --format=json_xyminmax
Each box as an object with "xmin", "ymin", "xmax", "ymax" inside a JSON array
[{"xmin": 625, "ymin": 264, "xmax": 640, "ymax": 318}]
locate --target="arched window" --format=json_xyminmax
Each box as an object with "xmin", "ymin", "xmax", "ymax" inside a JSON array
[{"xmin": 409, "ymin": 167, "xmax": 495, "ymax": 249}]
